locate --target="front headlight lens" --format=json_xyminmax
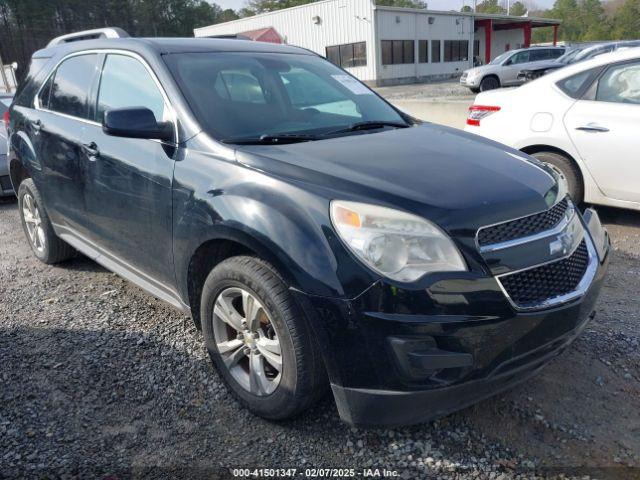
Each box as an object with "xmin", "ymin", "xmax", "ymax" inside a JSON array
[{"xmin": 330, "ymin": 201, "xmax": 467, "ymax": 282}]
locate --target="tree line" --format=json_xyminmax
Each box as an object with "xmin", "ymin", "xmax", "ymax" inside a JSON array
[{"xmin": 1, "ymin": 0, "xmax": 639, "ymax": 80}]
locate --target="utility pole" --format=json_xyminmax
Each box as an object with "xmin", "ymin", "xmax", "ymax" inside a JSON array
[{"xmin": 507, "ymin": 0, "xmax": 511, "ymax": 15}]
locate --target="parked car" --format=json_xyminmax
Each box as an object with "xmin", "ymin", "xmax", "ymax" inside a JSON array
[
  {"xmin": 460, "ymin": 46, "xmax": 566, "ymax": 92},
  {"xmin": 7, "ymin": 29, "xmax": 609, "ymax": 426},
  {"xmin": 518, "ymin": 40, "xmax": 640, "ymax": 83},
  {"xmin": 466, "ymin": 47, "xmax": 640, "ymax": 212},
  {"xmin": 1, "ymin": 93, "xmax": 15, "ymax": 196}
]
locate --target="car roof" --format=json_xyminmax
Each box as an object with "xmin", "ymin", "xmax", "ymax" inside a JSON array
[
  {"xmin": 33, "ymin": 37, "xmax": 315, "ymax": 59},
  {"xmin": 540, "ymin": 46, "xmax": 640, "ymax": 84}
]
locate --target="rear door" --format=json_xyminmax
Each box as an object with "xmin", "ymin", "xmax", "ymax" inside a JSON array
[
  {"xmin": 564, "ymin": 60, "xmax": 640, "ymax": 202},
  {"xmin": 82, "ymin": 53, "xmax": 177, "ymax": 286},
  {"xmin": 33, "ymin": 53, "xmax": 100, "ymax": 233}
]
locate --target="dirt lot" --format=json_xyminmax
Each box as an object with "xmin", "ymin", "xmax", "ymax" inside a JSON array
[
  {"xmin": 1, "ymin": 190, "xmax": 639, "ymax": 479},
  {"xmin": 374, "ymin": 80, "xmax": 475, "ymax": 128}
]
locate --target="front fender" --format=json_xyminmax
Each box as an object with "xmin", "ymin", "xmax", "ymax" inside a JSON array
[{"xmin": 172, "ymin": 148, "xmax": 377, "ymax": 304}]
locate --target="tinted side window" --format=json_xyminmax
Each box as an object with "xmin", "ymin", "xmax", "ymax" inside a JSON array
[
  {"xmin": 530, "ymin": 49, "xmax": 550, "ymax": 61},
  {"xmin": 556, "ymin": 68, "xmax": 599, "ymax": 99},
  {"xmin": 596, "ymin": 61, "xmax": 640, "ymax": 104},
  {"xmin": 38, "ymin": 75, "xmax": 54, "ymax": 109},
  {"xmin": 549, "ymin": 49, "xmax": 564, "ymax": 59},
  {"xmin": 49, "ymin": 54, "xmax": 97, "ymax": 119},
  {"xmin": 97, "ymin": 54, "xmax": 166, "ymax": 122},
  {"xmin": 508, "ymin": 51, "xmax": 530, "ymax": 65}
]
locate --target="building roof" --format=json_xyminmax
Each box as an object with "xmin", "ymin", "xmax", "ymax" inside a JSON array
[
  {"xmin": 193, "ymin": 0, "xmax": 561, "ymax": 36},
  {"xmin": 374, "ymin": 5, "xmax": 561, "ymax": 28}
]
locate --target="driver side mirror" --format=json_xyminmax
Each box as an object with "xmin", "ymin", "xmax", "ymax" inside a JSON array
[{"xmin": 103, "ymin": 107, "xmax": 173, "ymax": 142}]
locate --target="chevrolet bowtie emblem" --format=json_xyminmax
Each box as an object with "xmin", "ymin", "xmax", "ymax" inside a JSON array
[{"xmin": 550, "ymin": 230, "xmax": 574, "ymax": 256}]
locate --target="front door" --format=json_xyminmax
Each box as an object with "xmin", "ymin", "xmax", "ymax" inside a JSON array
[
  {"xmin": 564, "ymin": 60, "xmax": 640, "ymax": 203},
  {"xmin": 82, "ymin": 53, "xmax": 177, "ymax": 287}
]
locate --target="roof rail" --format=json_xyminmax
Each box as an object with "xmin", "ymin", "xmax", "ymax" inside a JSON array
[{"xmin": 46, "ymin": 27, "xmax": 129, "ymax": 48}]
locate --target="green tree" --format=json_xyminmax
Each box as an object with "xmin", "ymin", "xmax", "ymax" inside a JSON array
[
  {"xmin": 510, "ymin": 1, "xmax": 528, "ymax": 15},
  {"xmin": 476, "ymin": 0, "xmax": 507, "ymax": 14},
  {"xmin": 578, "ymin": 0, "xmax": 610, "ymax": 40},
  {"xmin": 612, "ymin": 0, "xmax": 640, "ymax": 39}
]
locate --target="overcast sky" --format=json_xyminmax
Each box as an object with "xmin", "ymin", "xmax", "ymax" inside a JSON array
[{"xmin": 214, "ymin": 0, "xmax": 556, "ymax": 12}]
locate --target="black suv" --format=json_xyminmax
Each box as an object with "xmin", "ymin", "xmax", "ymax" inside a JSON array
[{"xmin": 6, "ymin": 28, "xmax": 610, "ymax": 426}]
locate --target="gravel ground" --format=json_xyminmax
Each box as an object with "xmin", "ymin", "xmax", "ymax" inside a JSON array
[
  {"xmin": 1, "ymin": 195, "xmax": 639, "ymax": 480},
  {"xmin": 374, "ymin": 79, "xmax": 473, "ymax": 101}
]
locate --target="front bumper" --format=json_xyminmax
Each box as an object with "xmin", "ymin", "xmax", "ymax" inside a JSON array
[
  {"xmin": 295, "ymin": 210, "xmax": 610, "ymax": 426},
  {"xmin": 460, "ymin": 74, "xmax": 480, "ymax": 88}
]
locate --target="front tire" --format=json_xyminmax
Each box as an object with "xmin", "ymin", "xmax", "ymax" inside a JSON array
[
  {"xmin": 18, "ymin": 179, "xmax": 75, "ymax": 264},
  {"xmin": 201, "ymin": 256, "xmax": 326, "ymax": 420},
  {"xmin": 531, "ymin": 151, "xmax": 583, "ymax": 204},
  {"xmin": 480, "ymin": 76, "xmax": 500, "ymax": 92}
]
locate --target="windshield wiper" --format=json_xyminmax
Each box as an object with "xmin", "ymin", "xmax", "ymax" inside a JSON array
[
  {"xmin": 322, "ymin": 121, "xmax": 410, "ymax": 137},
  {"xmin": 222, "ymin": 133, "xmax": 317, "ymax": 145}
]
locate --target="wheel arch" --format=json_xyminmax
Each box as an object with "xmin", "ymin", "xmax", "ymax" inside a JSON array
[
  {"xmin": 185, "ymin": 231, "xmax": 298, "ymax": 330},
  {"xmin": 520, "ymin": 145, "xmax": 583, "ymax": 180},
  {"xmin": 9, "ymin": 158, "xmax": 31, "ymax": 192}
]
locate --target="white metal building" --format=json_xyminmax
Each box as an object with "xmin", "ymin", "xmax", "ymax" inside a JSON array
[{"xmin": 194, "ymin": 0, "xmax": 560, "ymax": 86}]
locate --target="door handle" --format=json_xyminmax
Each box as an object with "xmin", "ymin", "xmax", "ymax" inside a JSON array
[
  {"xmin": 32, "ymin": 119, "xmax": 42, "ymax": 132},
  {"xmin": 82, "ymin": 141, "xmax": 100, "ymax": 160},
  {"xmin": 575, "ymin": 124, "xmax": 609, "ymax": 133}
]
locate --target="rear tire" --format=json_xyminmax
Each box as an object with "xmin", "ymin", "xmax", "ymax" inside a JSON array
[
  {"xmin": 18, "ymin": 179, "xmax": 75, "ymax": 264},
  {"xmin": 201, "ymin": 256, "xmax": 326, "ymax": 420},
  {"xmin": 469, "ymin": 87, "xmax": 480, "ymax": 94},
  {"xmin": 531, "ymin": 151, "xmax": 583, "ymax": 204},
  {"xmin": 480, "ymin": 76, "xmax": 500, "ymax": 92}
]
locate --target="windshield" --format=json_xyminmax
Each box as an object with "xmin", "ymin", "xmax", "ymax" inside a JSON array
[
  {"xmin": 556, "ymin": 48, "xmax": 583, "ymax": 64},
  {"xmin": 490, "ymin": 51, "xmax": 513, "ymax": 65},
  {"xmin": 165, "ymin": 52, "xmax": 407, "ymax": 143}
]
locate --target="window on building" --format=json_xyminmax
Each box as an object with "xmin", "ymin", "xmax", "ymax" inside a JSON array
[
  {"xmin": 431, "ymin": 40, "xmax": 441, "ymax": 63},
  {"xmin": 325, "ymin": 42, "xmax": 367, "ymax": 68},
  {"xmin": 381, "ymin": 40, "xmax": 415, "ymax": 65},
  {"xmin": 47, "ymin": 54, "xmax": 98, "ymax": 119},
  {"xmin": 444, "ymin": 40, "xmax": 469, "ymax": 62},
  {"xmin": 418, "ymin": 40, "xmax": 429, "ymax": 63}
]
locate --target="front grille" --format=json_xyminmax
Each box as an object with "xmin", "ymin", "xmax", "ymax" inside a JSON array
[
  {"xmin": 499, "ymin": 240, "xmax": 589, "ymax": 309},
  {"xmin": 478, "ymin": 198, "xmax": 569, "ymax": 247}
]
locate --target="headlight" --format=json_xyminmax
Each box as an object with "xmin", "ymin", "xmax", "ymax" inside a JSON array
[{"xmin": 330, "ymin": 201, "xmax": 467, "ymax": 282}]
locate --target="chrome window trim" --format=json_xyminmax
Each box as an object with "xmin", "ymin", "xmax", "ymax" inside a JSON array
[
  {"xmin": 496, "ymin": 232, "xmax": 598, "ymax": 312},
  {"xmin": 33, "ymin": 49, "xmax": 179, "ymax": 143},
  {"xmin": 475, "ymin": 196, "xmax": 570, "ymax": 252}
]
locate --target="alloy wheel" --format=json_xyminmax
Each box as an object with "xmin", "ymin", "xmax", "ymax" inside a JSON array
[
  {"xmin": 212, "ymin": 287, "xmax": 282, "ymax": 396},
  {"xmin": 22, "ymin": 192, "xmax": 45, "ymax": 253}
]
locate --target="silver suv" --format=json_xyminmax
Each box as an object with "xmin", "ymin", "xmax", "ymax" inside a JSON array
[{"xmin": 460, "ymin": 46, "xmax": 566, "ymax": 92}]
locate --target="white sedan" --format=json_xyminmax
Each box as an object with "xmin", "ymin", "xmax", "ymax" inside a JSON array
[{"xmin": 465, "ymin": 47, "xmax": 640, "ymax": 211}]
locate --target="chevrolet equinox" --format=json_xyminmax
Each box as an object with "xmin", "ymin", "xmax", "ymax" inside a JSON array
[{"xmin": 5, "ymin": 28, "xmax": 610, "ymax": 426}]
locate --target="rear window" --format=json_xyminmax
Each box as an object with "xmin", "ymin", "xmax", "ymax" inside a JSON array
[{"xmin": 556, "ymin": 68, "xmax": 599, "ymax": 98}]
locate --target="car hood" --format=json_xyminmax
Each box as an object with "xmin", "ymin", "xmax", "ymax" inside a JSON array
[
  {"xmin": 464, "ymin": 65, "xmax": 496, "ymax": 76},
  {"xmin": 234, "ymin": 124, "xmax": 558, "ymax": 233}
]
